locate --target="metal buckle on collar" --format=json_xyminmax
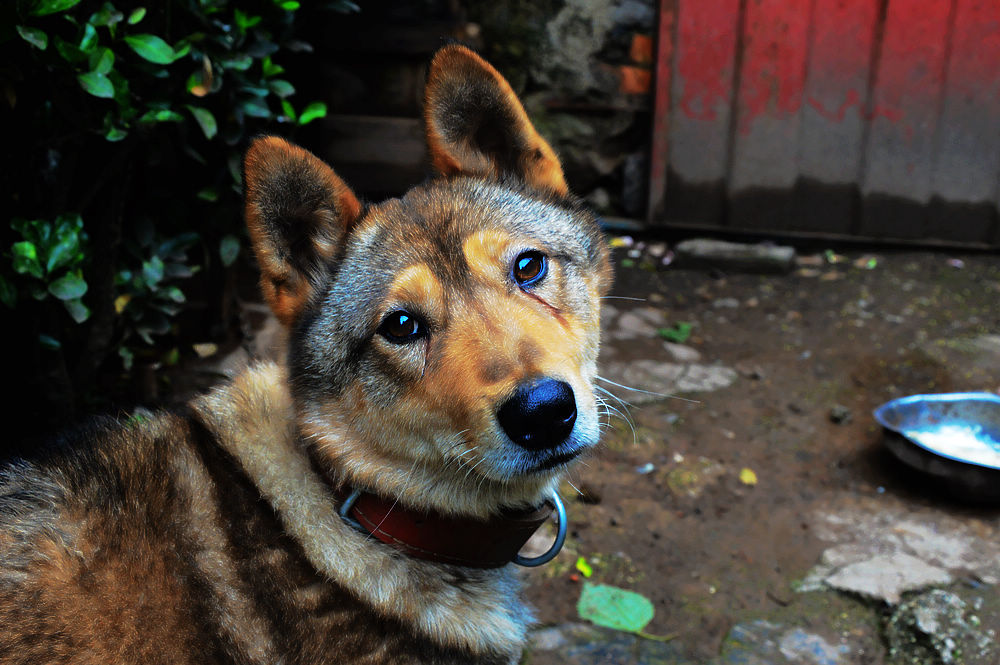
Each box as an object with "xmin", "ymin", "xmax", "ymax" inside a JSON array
[
  {"xmin": 513, "ymin": 490, "xmax": 567, "ymax": 568},
  {"xmin": 337, "ymin": 488, "xmax": 366, "ymax": 532}
]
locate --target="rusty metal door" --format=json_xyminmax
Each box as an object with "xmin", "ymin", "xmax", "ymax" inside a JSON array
[{"xmin": 647, "ymin": 0, "xmax": 1000, "ymax": 247}]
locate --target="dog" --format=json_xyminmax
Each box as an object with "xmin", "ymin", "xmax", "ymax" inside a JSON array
[{"xmin": 0, "ymin": 45, "xmax": 611, "ymax": 664}]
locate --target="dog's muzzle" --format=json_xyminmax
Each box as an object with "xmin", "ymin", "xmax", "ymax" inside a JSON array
[{"xmin": 496, "ymin": 378, "xmax": 577, "ymax": 450}]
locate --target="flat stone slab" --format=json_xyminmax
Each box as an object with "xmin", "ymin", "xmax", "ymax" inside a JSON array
[
  {"xmin": 675, "ymin": 238, "xmax": 796, "ymax": 274},
  {"xmin": 823, "ymin": 552, "xmax": 952, "ymax": 604},
  {"xmin": 719, "ymin": 620, "xmax": 855, "ymax": 665},
  {"xmin": 800, "ymin": 495, "xmax": 1000, "ymax": 604}
]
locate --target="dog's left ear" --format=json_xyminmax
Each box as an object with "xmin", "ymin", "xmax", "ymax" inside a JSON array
[
  {"xmin": 424, "ymin": 45, "xmax": 568, "ymax": 196},
  {"xmin": 243, "ymin": 136, "xmax": 362, "ymax": 327}
]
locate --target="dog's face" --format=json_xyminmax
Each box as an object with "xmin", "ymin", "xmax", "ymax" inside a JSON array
[{"xmin": 243, "ymin": 46, "xmax": 611, "ymax": 517}]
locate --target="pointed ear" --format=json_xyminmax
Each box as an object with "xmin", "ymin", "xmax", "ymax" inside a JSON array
[
  {"xmin": 424, "ymin": 45, "xmax": 569, "ymax": 196},
  {"xmin": 243, "ymin": 136, "xmax": 362, "ymax": 327}
]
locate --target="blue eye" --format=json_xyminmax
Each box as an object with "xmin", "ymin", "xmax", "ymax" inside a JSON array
[
  {"xmin": 512, "ymin": 251, "xmax": 547, "ymax": 287},
  {"xmin": 378, "ymin": 310, "xmax": 426, "ymax": 344}
]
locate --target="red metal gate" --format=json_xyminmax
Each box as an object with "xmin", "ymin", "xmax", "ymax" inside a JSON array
[{"xmin": 647, "ymin": 0, "xmax": 1000, "ymax": 247}]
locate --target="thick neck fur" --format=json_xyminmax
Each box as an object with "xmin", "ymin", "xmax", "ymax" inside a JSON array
[{"xmin": 190, "ymin": 363, "xmax": 532, "ymax": 662}]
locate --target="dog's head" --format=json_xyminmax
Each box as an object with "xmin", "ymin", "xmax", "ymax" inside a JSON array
[{"xmin": 243, "ymin": 45, "xmax": 611, "ymax": 517}]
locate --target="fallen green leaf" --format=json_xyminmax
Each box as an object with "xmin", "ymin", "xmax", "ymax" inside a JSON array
[
  {"xmin": 657, "ymin": 322, "xmax": 693, "ymax": 344},
  {"xmin": 575, "ymin": 556, "xmax": 593, "ymax": 578},
  {"xmin": 577, "ymin": 582, "xmax": 654, "ymax": 633}
]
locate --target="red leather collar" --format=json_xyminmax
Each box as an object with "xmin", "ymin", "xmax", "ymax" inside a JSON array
[{"xmin": 335, "ymin": 487, "xmax": 557, "ymax": 568}]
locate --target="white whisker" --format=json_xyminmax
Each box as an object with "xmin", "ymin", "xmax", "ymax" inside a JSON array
[{"xmin": 595, "ymin": 375, "xmax": 701, "ymax": 403}]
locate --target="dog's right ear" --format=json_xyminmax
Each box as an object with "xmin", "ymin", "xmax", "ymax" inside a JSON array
[{"xmin": 243, "ymin": 136, "xmax": 361, "ymax": 327}]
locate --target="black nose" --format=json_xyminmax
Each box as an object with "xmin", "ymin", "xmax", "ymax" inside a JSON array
[{"xmin": 496, "ymin": 378, "xmax": 577, "ymax": 450}]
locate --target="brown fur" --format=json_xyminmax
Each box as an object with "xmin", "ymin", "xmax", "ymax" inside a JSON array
[{"xmin": 0, "ymin": 45, "xmax": 610, "ymax": 664}]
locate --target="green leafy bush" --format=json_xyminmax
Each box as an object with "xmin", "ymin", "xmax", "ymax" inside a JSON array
[{"xmin": 1, "ymin": 0, "xmax": 356, "ymax": 437}]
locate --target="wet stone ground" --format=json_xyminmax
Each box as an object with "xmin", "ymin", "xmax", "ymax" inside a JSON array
[{"xmin": 515, "ymin": 245, "xmax": 1000, "ymax": 665}]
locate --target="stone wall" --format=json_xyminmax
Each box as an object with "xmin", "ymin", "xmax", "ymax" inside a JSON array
[{"xmin": 468, "ymin": 0, "xmax": 657, "ymax": 217}]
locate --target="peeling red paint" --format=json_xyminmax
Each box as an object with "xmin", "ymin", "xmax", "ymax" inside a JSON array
[
  {"xmin": 735, "ymin": 0, "xmax": 811, "ymax": 133},
  {"xmin": 807, "ymin": 89, "xmax": 861, "ymax": 122},
  {"xmin": 675, "ymin": 0, "xmax": 741, "ymax": 121},
  {"xmin": 650, "ymin": 0, "xmax": 1000, "ymax": 242}
]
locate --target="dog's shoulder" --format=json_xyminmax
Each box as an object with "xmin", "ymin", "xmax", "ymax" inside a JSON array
[
  {"xmin": 0, "ymin": 367, "xmax": 513, "ymax": 665},
  {"xmin": 0, "ymin": 408, "xmax": 220, "ymax": 662}
]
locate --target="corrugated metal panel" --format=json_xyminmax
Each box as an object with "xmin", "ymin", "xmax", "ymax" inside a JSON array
[{"xmin": 648, "ymin": 0, "xmax": 1000, "ymax": 247}]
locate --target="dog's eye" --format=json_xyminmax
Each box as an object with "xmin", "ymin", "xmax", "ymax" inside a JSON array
[
  {"xmin": 378, "ymin": 310, "xmax": 426, "ymax": 344},
  {"xmin": 512, "ymin": 251, "xmax": 547, "ymax": 287}
]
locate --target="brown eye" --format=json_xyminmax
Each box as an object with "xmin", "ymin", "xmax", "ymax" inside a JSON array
[
  {"xmin": 378, "ymin": 310, "xmax": 425, "ymax": 344},
  {"xmin": 512, "ymin": 251, "xmax": 547, "ymax": 287}
]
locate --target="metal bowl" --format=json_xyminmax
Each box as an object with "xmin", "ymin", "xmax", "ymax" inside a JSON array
[{"xmin": 874, "ymin": 392, "xmax": 1000, "ymax": 502}]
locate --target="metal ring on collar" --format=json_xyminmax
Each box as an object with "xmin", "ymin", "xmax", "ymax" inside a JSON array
[
  {"xmin": 337, "ymin": 488, "xmax": 365, "ymax": 532},
  {"xmin": 513, "ymin": 490, "xmax": 567, "ymax": 567}
]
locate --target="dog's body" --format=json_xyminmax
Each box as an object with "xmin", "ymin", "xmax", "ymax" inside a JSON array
[{"xmin": 0, "ymin": 46, "xmax": 610, "ymax": 664}]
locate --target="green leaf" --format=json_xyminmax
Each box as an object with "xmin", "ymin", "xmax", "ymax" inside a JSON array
[
  {"xmin": 261, "ymin": 56, "xmax": 284, "ymax": 78},
  {"xmin": 46, "ymin": 232, "xmax": 81, "ymax": 274},
  {"xmin": 139, "ymin": 108, "xmax": 184, "ymax": 123},
  {"xmin": 234, "ymin": 9, "xmax": 262, "ymax": 30},
  {"xmin": 16, "ymin": 26, "xmax": 48, "ymax": 50},
  {"xmin": 124, "ymin": 34, "xmax": 179, "ymax": 65},
  {"xmin": 12, "ymin": 242, "xmax": 44, "ymax": 279},
  {"xmin": 241, "ymin": 99, "xmax": 272, "ymax": 119},
  {"xmin": 63, "ymin": 298, "xmax": 90, "ymax": 323},
  {"xmin": 196, "ymin": 187, "xmax": 218, "ymax": 202},
  {"xmin": 280, "ymin": 99, "xmax": 296, "ymax": 122},
  {"xmin": 48, "ymin": 272, "xmax": 88, "ymax": 300},
  {"xmin": 78, "ymin": 71, "xmax": 115, "ymax": 98},
  {"xmin": 297, "ymin": 101, "xmax": 326, "ymax": 125},
  {"xmin": 79, "ymin": 23, "xmax": 98, "ymax": 52},
  {"xmin": 89, "ymin": 3, "xmax": 124, "ymax": 27},
  {"xmin": 575, "ymin": 556, "xmax": 594, "ymax": 578},
  {"xmin": 278, "ymin": 0, "xmax": 300, "ymax": 10},
  {"xmin": 186, "ymin": 105, "xmax": 217, "ymax": 139},
  {"xmin": 142, "ymin": 255, "xmax": 164, "ymax": 285},
  {"xmin": 30, "ymin": 0, "xmax": 82, "ymax": 17},
  {"xmin": 105, "ymin": 126, "xmax": 128, "ymax": 142},
  {"xmin": 0, "ymin": 275, "xmax": 16, "ymax": 308},
  {"xmin": 220, "ymin": 54, "xmax": 253, "ymax": 71},
  {"xmin": 127, "ymin": 7, "xmax": 146, "ymax": 25},
  {"xmin": 219, "ymin": 234, "xmax": 240, "ymax": 267},
  {"xmin": 91, "ymin": 47, "xmax": 115, "ymax": 75},
  {"xmin": 164, "ymin": 286, "xmax": 186, "ymax": 303},
  {"xmin": 39, "ymin": 334, "xmax": 61, "ymax": 350},
  {"xmin": 119, "ymin": 346, "xmax": 134, "ymax": 370},
  {"xmin": 577, "ymin": 583, "xmax": 655, "ymax": 633},
  {"xmin": 54, "ymin": 36, "xmax": 87, "ymax": 64},
  {"xmin": 657, "ymin": 322, "xmax": 693, "ymax": 344},
  {"xmin": 268, "ymin": 79, "xmax": 295, "ymax": 98}
]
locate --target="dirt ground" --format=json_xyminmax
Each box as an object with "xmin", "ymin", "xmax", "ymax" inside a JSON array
[{"xmin": 516, "ymin": 243, "xmax": 1000, "ymax": 663}]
